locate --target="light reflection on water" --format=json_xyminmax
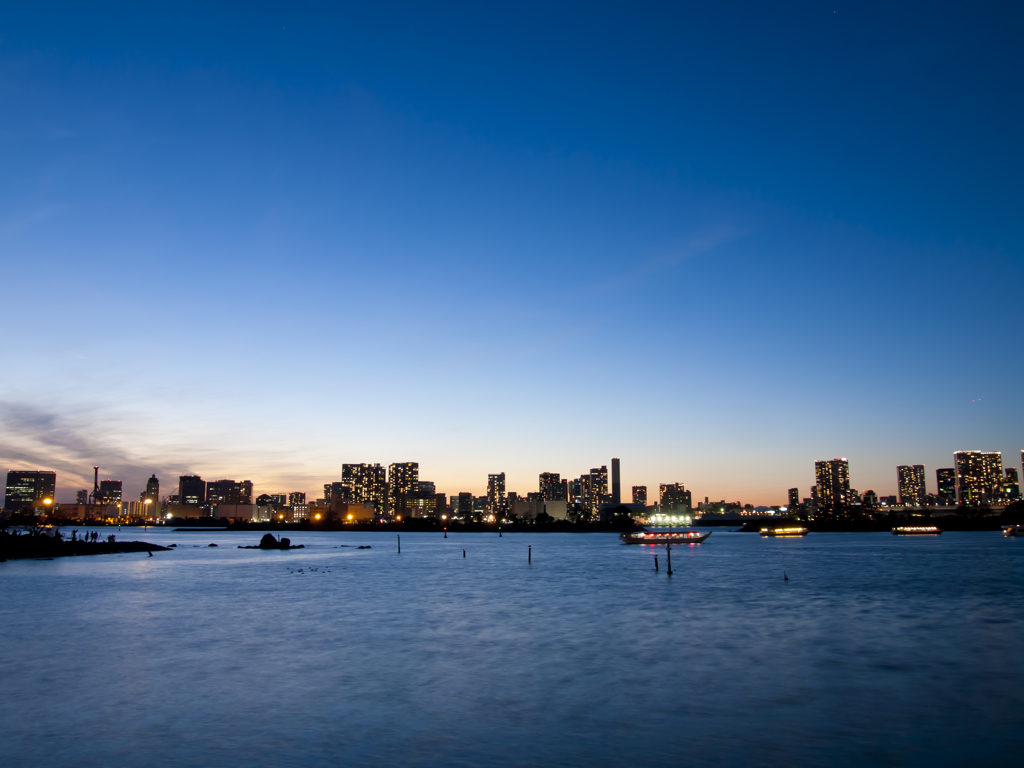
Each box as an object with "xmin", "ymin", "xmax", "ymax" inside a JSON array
[{"xmin": 2, "ymin": 529, "xmax": 1023, "ymax": 766}]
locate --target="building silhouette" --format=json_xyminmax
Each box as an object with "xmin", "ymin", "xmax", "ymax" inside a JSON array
[
  {"xmin": 659, "ymin": 483, "xmax": 691, "ymax": 511},
  {"xmin": 342, "ymin": 464, "xmax": 387, "ymax": 511},
  {"xmin": 539, "ymin": 472, "xmax": 563, "ymax": 501},
  {"xmin": 936, "ymin": 468, "xmax": 956, "ymax": 504},
  {"xmin": 97, "ymin": 479, "xmax": 123, "ymax": 504},
  {"xmin": 954, "ymin": 451, "xmax": 1002, "ymax": 504},
  {"xmin": 814, "ymin": 459, "xmax": 851, "ymax": 517},
  {"xmin": 611, "ymin": 458, "xmax": 621, "ymax": 505},
  {"xmin": 387, "ymin": 462, "xmax": 419, "ymax": 515},
  {"xmin": 632, "ymin": 485, "xmax": 647, "ymax": 506},
  {"xmin": 4, "ymin": 470, "xmax": 57, "ymax": 511},
  {"xmin": 142, "ymin": 474, "xmax": 159, "ymax": 504},
  {"xmin": 178, "ymin": 475, "xmax": 206, "ymax": 507},
  {"xmin": 897, "ymin": 465, "xmax": 926, "ymax": 506},
  {"xmin": 486, "ymin": 473, "xmax": 506, "ymax": 516},
  {"xmin": 206, "ymin": 479, "xmax": 252, "ymax": 505}
]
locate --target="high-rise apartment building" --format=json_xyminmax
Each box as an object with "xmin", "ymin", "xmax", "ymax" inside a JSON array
[
  {"xmin": 387, "ymin": 462, "xmax": 419, "ymax": 514},
  {"xmin": 4, "ymin": 470, "xmax": 57, "ymax": 510},
  {"xmin": 539, "ymin": 472, "xmax": 564, "ymax": 501},
  {"xmin": 954, "ymin": 451, "xmax": 1003, "ymax": 504},
  {"xmin": 936, "ymin": 468, "xmax": 956, "ymax": 503},
  {"xmin": 632, "ymin": 486, "xmax": 648, "ymax": 506},
  {"xmin": 787, "ymin": 487, "xmax": 800, "ymax": 510},
  {"xmin": 97, "ymin": 479, "xmax": 123, "ymax": 504},
  {"xmin": 178, "ymin": 475, "xmax": 206, "ymax": 507},
  {"xmin": 611, "ymin": 458, "xmax": 621, "ymax": 505},
  {"xmin": 568, "ymin": 477, "xmax": 582, "ymax": 508},
  {"xmin": 897, "ymin": 465, "xmax": 926, "ymax": 506},
  {"xmin": 289, "ymin": 491, "xmax": 306, "ymax": 506},
  {"xmin": 1003, "ymin": 468, "xmax": 1020, "ymax": 501},
  {"xmin": 486, "ymin": 473, "xmax": 506, "ymax": 516},
  {"xmin": 341, "ymin": 464, "xmax": 387, "ymax": 511},
  {"xmin": 418, "ymin": 481, "xmax": 436, "ymax": 495},
  {"xmin": 659, "ymin": 483, "xmax": 691, "ymax": 511},
  {"xmin": 76, "ymin": 490, "xmax": 89, "ymax": 505},
  {"xmin": 579, "ymin": 474, "xmax": 593, "ymax": 513},
  {"xmin": 142, "ymin": 474, "xmax": 159, "ymax": 504},
  {"xmin": 814, "ymin": 459, "xmax": 851, "ymax": 517}
]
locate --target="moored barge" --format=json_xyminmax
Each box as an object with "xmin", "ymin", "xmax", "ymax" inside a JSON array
[{"xmin": 760, "ymin": 527, "xmax": 809, "ymax": 537}]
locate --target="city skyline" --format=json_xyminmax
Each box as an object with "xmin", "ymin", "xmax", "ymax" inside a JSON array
[
  {"xmin": 1, "ymin": 3, "xmax": 1021, "ymax": 506},
  {"xmin": 6, "ymin": 443, "xmax": 1024, "ymax": 509}
]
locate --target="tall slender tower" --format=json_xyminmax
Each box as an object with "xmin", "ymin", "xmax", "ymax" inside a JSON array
[{"xmin": 611, "ymin": 458, "xmax": 621, "ymax": 505}]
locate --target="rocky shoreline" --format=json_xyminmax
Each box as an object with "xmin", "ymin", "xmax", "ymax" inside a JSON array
[{"xmin": 0, "ymin": 532, "xmax": 169, "ymax": 561}]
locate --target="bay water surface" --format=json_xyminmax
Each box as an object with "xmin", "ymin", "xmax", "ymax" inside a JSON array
[{"xmin": 2, "ymin": 528, "xmax": 1022, "ymax": 766}]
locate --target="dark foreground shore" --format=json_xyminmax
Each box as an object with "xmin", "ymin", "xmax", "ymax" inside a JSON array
[{"xmin": 0, "ymin": 533, "xmax": 170, "ymax": 561}]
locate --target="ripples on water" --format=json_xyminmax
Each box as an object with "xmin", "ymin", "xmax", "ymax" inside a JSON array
[{"xmin": 2, "ymin": 529, "xmax": 1022, "ymax": 766}]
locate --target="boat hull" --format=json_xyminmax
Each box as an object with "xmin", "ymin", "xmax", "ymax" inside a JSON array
[
  {"xmin": 760, "ymin": 528, "xmax": 809, "ymax": 537},
  {"xmin": 892, "ymin": 527, "xmax": 942, "ymax": 535},
  {"xmin": 620, "ymin": 531, "xmax": 711, "ymax": 545}
]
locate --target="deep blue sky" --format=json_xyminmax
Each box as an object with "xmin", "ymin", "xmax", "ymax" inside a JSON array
[{"xmin": 2, "ymin": 1, "xmax": 1021, "ymax": 503}]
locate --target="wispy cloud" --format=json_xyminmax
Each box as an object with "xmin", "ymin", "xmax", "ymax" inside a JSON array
[{"xmin": 0, "ymin": 401, "xmax": 176, "ymax": 500}]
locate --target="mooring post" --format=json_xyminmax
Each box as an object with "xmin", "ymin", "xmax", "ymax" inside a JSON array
[
  {"xmin": 463, "ymin": 549, "xmax": 466, "ymax": 558},
  {"xmin": 655, "ymin": 555, "xmax": 659, "ymax": 572},
  {"xmin": 398, "ymin": 534, "xmax": 401, "ymax": 554},
  {"xmin": 666, "ymin": 542, "xmax": 673, "ymax": 576},
  {"xmin": 528, "ymin": 545, "xmax": 532, "ymax": 564}
]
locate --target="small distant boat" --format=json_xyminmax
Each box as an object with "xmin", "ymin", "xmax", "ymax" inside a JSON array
[
  {"xmin": 1002, "ymin": 525, "xmax": 1024, "ymax": 537},
  {"xmin": 760, "ymin": 527, "xmax": 809, "ymax": 537},
  {"xmin": 620, "ymin": 530, "xmax": 711, "ymax": 545},
  {"xmin": 892, "ymin": 526, "xmax": 942, "ymax": 535}
]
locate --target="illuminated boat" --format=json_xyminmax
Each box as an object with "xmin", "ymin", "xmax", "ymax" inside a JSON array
[
  {"xmin": 759, "ymin": 527, "xmax": 809, "ymax": 537},
  {"xmin": 620, "ymin": 530, "xmax": 711, "ymax": 545},
  {"xmin": 1002, "ymin": 525, "xmax": 1024, "ymax": 537},
  {"xmin": 892, "ymin": 526, "xmax": 942, "ymax": 535}
]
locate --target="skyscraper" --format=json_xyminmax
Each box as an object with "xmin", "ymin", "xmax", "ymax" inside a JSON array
[
  {"xmin": 76, "ymin": 490, "xmax": 89, "ymax": 505},
  {"xmin": 341, "ymin": 464, "xmax": 387, "ymax": 511},
  {"xmin": 1003, "ymin": 468, "xmax": 1020, "ymax": 501},
  {"xmin": 539, "ymin": 472, "xmax": 564, "ymax": 501},
  {"xmin": 954, "ymin": 451, "xmax": 1003, "ymax": 504},
  {"xmin": 289, "ymin": 491, "xmax": 306, "ymax": 506},
  {"xmin": 142, "ymin": 474, "xmax": 159, "ymax": 504},
  {"xmin": 611, "ymin": 458, "xmax": 621, "ymax": 505},
  {"xmin": 486, "ymin": 473, "xmax": 506, "ymax": 516},
  {"xmin": 387, "ymin": 462, "xmax": 419, "ymax": 514},
  {"xmin": 632, "ymin": 485, "xmax": 647, "ymax": 506},
  {"xmin": 4, "ymin": 470, "xmax": 57, "ymax": 511},
  {"xmin": 178, "ymin": 475, "xmax": 206, "ymax": 507},
  {"xmin": 897, "ymin": 465, "xmax": 926, "ymax": 506},
  {"xmin": 936, "ymin": 468, "xmax": 956, "ymax": 503},
  {"xmin": 585, "ymin": 466, "xmax": 609, "ymax": 513},
  {"xmin": 787, "ymin": 487, "xmax": 800, "ymax": 510},
  {"xmin": 814, "ymin": 459, "xmax": 851, "ymax": 517}
]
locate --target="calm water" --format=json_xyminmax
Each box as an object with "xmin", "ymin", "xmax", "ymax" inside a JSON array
[{"xmin": 2, "ymin": 528, "xmax": 1023, "ymax": 767}]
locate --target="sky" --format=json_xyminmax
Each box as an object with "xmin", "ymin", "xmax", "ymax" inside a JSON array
[{"xmin": 1, "ymin": 1, "xmax": 1022, "ymax": 504}]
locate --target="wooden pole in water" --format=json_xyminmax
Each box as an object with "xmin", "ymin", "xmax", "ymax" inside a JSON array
[
  {"xmin": 398, "ymin": 534, "xmax": 401, "ymax": 554},
  {"xmin": 463, "ymin": 549, "xmax": 466, "ymax": 558},
  {"xmin": 444, "ymin": 528, "xmax": 447, "ymax": 538},
  {"xmin": 666, "ymin": 542, "xmax": 672, "ymax": 575},
  {"xmin": 528, "ymin": 545, "xmax": 531, "ymax": 564},
  {"xmin": 655, "ymin": 555, "xmax": 659, "ymax": 572}
]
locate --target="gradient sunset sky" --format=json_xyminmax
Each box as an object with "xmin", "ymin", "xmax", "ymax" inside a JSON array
[{"xmin": 2, "ymin": 1, "xmax": 1021, "ymax": 504}]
